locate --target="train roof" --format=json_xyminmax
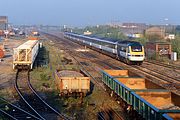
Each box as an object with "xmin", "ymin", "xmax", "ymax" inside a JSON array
[
  {"xmin": 65, "ymin": 32, "xmax": 143, "ymax": 46},
  {"xmin": 88, "ymin": 35, "xmax": 119, "ymax": 42},
  {"xmin": 118, "ymin": 40, "xmax": 142, "ymax": 46},
  {"xmin": 65, "ymin": 32, "xmax": 118, "ymax": 44},
  {"xmin": 16, "ymin": 40, "xmax": 38, "ymax": 49}
]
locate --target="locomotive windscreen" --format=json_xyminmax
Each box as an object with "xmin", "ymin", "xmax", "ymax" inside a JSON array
[{"xmin": 131, "ymin": 45, "xmax": 142, "ymax": 52}]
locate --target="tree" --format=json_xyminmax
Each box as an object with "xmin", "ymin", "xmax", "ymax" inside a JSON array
[
  {"xmin": 145, "ymin": 34, "xmax": 163, "ymax": 41},
  {"xmin": 134, "ymin": 37, "xmax": 148, "ymax": 45},
  {"xmin": 171, "ymin": 36, "xmax": 180, "ymax": 58},
  {"xmin": 72, "ymin": 25, "xmax": 127, "ymax": 40}
]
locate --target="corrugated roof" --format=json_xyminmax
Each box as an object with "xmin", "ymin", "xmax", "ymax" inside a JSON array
[{"xmin": 17, "ymin": 40, "xmax": 38, "ymax": 49}]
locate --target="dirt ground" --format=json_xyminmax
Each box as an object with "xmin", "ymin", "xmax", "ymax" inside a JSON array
[{"xmin": 0, "ymin": 39, "xmax": 25, "ymax": 98}]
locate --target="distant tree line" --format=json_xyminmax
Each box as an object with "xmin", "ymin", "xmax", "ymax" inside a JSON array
[
  {"xmin": 72, "ymin": 25, "xmax": 127, "ymax": 40},
  {"xmin": 171, "ymin": 35, "xmax": 180, "ymax": 57},
  {"xmin": 176, "ymin": 25, "xmax": 180, "ymax": 35}
]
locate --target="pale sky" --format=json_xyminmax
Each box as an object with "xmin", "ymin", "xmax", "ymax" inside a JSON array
[{"xmin": 0, "ymin": 0, "xmax": 179, "ymax": 26}]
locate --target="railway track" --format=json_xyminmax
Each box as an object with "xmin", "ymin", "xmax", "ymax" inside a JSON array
[
  {"xmin": 145, "ymin": 60, "xmax": 180, "ymax": 70},
  {"xmin": 0, "ymin": 97, "xmax": 40, "ymax": 120},
  {"xmin": 43, "ymin": 32, "xmax": 180, "ymax": 119},
  {"xmin": 69, "ymin": 53, "xmax": 125, "ymax": 120},
  {"xmin": 143, "ymin": 61, "xmax": 180, "ymax": 79},
  {"xmin": 15, "ymin": 70, "xmax": 69, "ymax": 120},
  {"xmin": 133, "ymin": 65, "xmax": 180, "ymax": 90},
  {"xmin": 59, "ymin": 44, "xmax": 125, "ymax": 120},
  {"xmin": 97, "ymin": 104, "xmax": 124, "ymax": 120},
  {"xmin": 44, "ymin": 32, "xmax": 180, "ymax": 86},
  {"xmin": 74, "ymin": 40, "xmax": 180, "ymax": 91},
  {"xmin": 44, "ymin": 32, "xmax": 126, "ymax": 120}
]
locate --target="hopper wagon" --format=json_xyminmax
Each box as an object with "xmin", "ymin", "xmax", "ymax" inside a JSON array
[
  {"xmin": 55, "ymin": 68, "xmax": 90, "ymax": 96},
  {"xmin": 101, "ymin": 70, "xmax": 180, "ymax": 120},
  {"xmin": 13, "ymin": 40, "xmax": 39, "ymax": 69}
]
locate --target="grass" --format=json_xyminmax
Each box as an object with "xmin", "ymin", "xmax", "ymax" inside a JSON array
[
  {"xmin": 0, "ymin": 88, "xmax": 18, "ymax": 100},
  {"xmin": 30, "ymin": 40, "xmax": 89, "ymax": 118},
  {"xmin": 0, "ymin": 117, "xmax": 5, "ymax": 120},
  {"xmin": 30, "ymin": 40, "xmax": 60, "ymax": 90}
]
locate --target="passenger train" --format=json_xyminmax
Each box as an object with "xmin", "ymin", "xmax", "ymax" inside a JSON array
[{"xmin": 64, "ymin": 32, "xmax": 145, "ymax": 65}]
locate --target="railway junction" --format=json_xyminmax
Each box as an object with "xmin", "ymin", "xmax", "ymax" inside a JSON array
[{"xmin": 0, "ymin": 31, "xmax": 179, "ymax": 120}]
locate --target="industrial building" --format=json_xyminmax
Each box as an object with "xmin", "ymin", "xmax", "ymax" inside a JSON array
[
  {"xmin": 145, "ymin": 41, "xmax": 172, "ymax": 59},
  {"xmin": 0, "ymin": 16, "xmax": 8, "ymax": 30},
  {"xmin": 0, "ymin": 16, "xmax": 8, "ymax": 36}
]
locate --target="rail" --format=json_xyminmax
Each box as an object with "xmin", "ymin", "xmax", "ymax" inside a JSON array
[
  {"xmin": 15, "ymin": 70, "xmax": 70, "ymax": 120},
  {"xmin": 15, "ymin": 70, "xmax": 45, "ymax": 120},
  {"xmin": 134, "ymin": 65, "xmax": 180, "ymax": 90},
  {"xmin": 0, "ymin": 109, "xmax": 18, "ymax": 120},
  {"xmin": 145, "ymin": 60, "xmax": 180, "ymax": 70},
  {"xmin": 0, "ymin": 97, "xmax": 40, "ymax": 120}
]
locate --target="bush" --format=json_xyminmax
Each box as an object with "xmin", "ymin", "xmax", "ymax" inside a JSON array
[
  {"xmin": 134, "ymin": 37, "xmax": 148, "ymax": 45},
  {"xmin": 171, "ymin": 36, "xmax": 180, "ymax": 58},
  {"xmin": 73, "ymin": 25, "xmax": 127, "ymax": 40}
]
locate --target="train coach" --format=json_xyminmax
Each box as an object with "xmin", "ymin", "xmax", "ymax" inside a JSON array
[
  {"xmin": 64, "ymin": 32, "xmax": 145, "ymax": 65},
  {"xmin": 101, "ymin": 69, "xmax": 180, "ymax": 120},
  {"xmin": 13, "ymin": 40, "xmax": 39, "ymax": 69}
]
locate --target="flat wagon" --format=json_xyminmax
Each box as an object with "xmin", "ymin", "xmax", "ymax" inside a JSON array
[
  {"xmin": 13, "ymin": 40, "xmax": 39, "ymax": 69},
  {"xmin": 55, "ymin": 68, "xmax": 90, "ymax": 96},
  {"xmin": 102, "ymin": 70, "xmax": 180, "ymax": 120}
]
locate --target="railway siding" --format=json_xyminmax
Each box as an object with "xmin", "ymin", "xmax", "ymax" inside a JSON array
[
  {"xmin": 15, "ymin": 70, "xmax": 70, "ymax": 120},
  {"xmin": 0, "ymin": 97, "xmax": 40, "ymax": 120}
]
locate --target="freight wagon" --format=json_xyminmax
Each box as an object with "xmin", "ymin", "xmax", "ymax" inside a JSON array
[
  {"xmin": 102, "ymin": 70, "xmax": 180, "ymax": 120},
  {"xmin": 13, "ymin": 40, "xmax": 39, "ymax": 69},
  {"xmin": 55, "ymin": 68, "xmax": 90, "ymax": 96}
]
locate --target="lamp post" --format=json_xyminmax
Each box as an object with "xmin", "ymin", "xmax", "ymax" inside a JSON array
[{"xmin": 164, "ymin": 18, "xmax": 169, "ymax": 36}]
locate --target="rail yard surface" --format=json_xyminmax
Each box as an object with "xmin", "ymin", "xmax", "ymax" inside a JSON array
[
  {"xmin": 0, "ymin": 39, "xmax": 25, "ymax": 96},
  {"xmin": 43, "ymin": 32, "xmax": 180, "ymax": 119},
  {"xmin": 0, "ymin": 31, "xmax": 180, "ymax": 120},
  {"xmin": 1, "ymin": 1, "xmax": 180, "ymax": 120}
]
